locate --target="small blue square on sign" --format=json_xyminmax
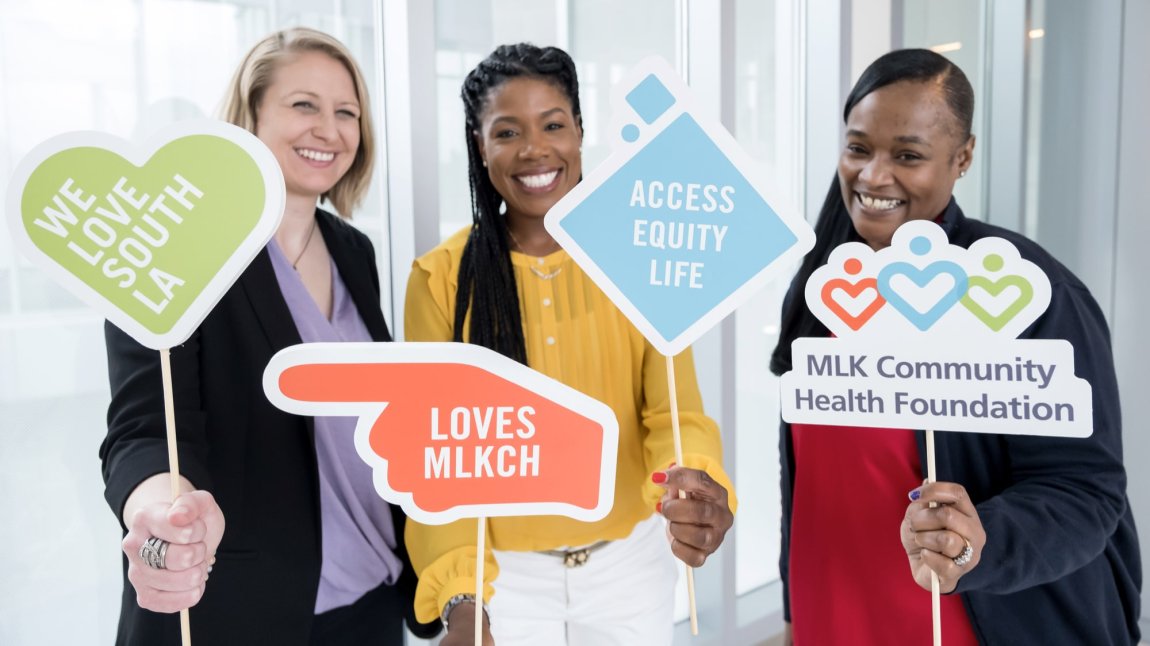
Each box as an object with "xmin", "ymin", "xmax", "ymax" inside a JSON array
[{"xmin": 626, "ymin": 75, "xmax": 676, "ymax": 125}]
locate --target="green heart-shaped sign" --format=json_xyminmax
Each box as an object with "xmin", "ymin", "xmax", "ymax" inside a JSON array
[
  {"xmin": 960, "ymin": 275, "xmax": 1034, "ymax": 332},
  {"xmin": 7, "ymin": 120, "xmax": 284, "ymax": 349}
]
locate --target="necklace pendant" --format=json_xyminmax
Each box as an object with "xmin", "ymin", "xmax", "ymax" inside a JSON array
[{"xmin": 529, "ymin": 266, "xmax": 563, "ymax": 280}]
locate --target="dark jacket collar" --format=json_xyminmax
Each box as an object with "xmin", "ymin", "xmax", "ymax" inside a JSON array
[
  {"xmin": 936, "ymin": 195, "xmax": 966, "ymax": 240},
  {"xmin": 239, "ymin": 207, "xmax": 390, "ymax": 352},
  {"xmin": 317, "ymin": 209, "xmax": 391, "ymax": 342}
]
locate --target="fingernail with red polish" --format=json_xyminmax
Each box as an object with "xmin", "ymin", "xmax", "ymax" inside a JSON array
[
  {"xmin": 908, "ymin": 489, "xmax": 921, "ymax": 502},
  {"xmin": 655, "ymin": 501, "xmax": 662, "ymax": 513},
  {"xmin": 651, "ymin": 471, "xmax": 668, "ymax": 484}
]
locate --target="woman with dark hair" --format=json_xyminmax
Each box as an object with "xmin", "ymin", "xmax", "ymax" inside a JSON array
[
  {"xmin": 404, "ymin": 43, "xmax": 736, "ymax": 645},
  {"xmin": 771, "ymin": 48, "xmax": 1140, "ymax": 645}
]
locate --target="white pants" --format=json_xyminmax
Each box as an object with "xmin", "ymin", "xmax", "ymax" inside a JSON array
[{"xmin": 489, "ymin": 515, "xmax": 679, "ymax": 646}]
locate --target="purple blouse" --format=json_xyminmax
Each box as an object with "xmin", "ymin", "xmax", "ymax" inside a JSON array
[{"xmin": 267, "ymin": 240, "xmax": 402, "ymax": 614}]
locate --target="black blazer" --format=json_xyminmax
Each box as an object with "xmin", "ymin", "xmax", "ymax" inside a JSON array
[{"xmin": 101, "ymin": 209, "xmax": 439, "ymax": 645}]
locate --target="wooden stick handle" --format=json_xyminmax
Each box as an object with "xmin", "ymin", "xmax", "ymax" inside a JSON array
[
  {"xmin": 160, "ymin": 348, "xmax": 192, "ymax": 646},
  {"xmin": 665, "ymin": 355, "xmax": 698, "ymax": 636},
  {"xmin": 666, "ymin": 355, "xmax": 685, "ymax": 466},
  {"xmin": 475, "ymin": 517, "xmax": 486, "ymax": 646},
  {"xmin": 179, "ymin": 608, "xmax": 191, "ymax": 646},
  {"xmin": 685, "ymin": 565, "xmax": 699, "ymax": 635},
  {"xmin": 926, "ymin": 429, "xmax": 940, "ymax": 646}
]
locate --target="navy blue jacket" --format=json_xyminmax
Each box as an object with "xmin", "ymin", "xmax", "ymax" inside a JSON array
[{"xmin": 778, "ymin": 201, "xmax": 1141, "ymax": 645}]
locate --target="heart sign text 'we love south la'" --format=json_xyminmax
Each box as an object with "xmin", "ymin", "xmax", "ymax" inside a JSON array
[{"xmin": 7, "ymin": 120, "xmax": 284, "ymax": 349}]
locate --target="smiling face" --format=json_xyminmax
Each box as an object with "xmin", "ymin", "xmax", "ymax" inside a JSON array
[
  {"xmin": 475, "ymin": 76, "xmax": 583, "ymax": 228},
  {"xmin": 255, "ymin": 50, "xmax": 362, "ymax": 206},
  {"xmin": 838, "ymin": 80, "xmax": 974, "ymax": 250}
]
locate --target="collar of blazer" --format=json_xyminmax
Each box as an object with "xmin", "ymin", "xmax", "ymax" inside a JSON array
[{"xmin": 239, "ymin": 207, "xmax": 392, "ymax": 354}]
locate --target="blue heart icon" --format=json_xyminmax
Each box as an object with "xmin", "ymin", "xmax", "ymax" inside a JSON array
[{"xmin": 877, "ymin": 261, "xmax": 968, "ymax": 331}]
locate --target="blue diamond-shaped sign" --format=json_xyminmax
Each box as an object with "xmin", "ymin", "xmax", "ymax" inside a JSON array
[{"xmin": 547, "ymin": 58, "xmax": 814, "ymax": 356}]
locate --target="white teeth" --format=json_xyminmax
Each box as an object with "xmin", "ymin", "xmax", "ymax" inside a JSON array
[
  {"xmin": 518, "ymin": 171, "xmax": 558, "ymax": 189},
  {"xmin": 297, "ymin": 148, "xmax": 335, "ymax": 162},
  {"xmin": 860, "ymin": 193, "xmax": 902, "ymax": 210}
]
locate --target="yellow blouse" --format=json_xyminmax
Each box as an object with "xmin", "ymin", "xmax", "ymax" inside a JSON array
[{"xmin": 403, "ymin": 227, "xmax": 737, "ymax": 623}]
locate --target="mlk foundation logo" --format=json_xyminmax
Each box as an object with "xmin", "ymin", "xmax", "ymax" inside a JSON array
[{"xmin": 780, "ymin": 220, "xmax": 1093, "ymax": 438}]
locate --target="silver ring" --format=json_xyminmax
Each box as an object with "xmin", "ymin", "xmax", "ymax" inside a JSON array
[
  {"xmin": 139, "ymin": 536, "xmax": 169, "ymax": 570},
  {"xmin": 952, "ymin": 539, "xmax": 973, "ymax": 567}
]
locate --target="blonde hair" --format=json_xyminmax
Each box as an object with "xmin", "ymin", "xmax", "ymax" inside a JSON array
[{"xmin": 220, "ymin": 27, "xmax": 374, "ymax": 217}]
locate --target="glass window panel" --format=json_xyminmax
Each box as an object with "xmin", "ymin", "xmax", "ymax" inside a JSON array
[
  {"xmin": 569, "ymin": 0, "xmax": 677, "ymax": 170},
  {"xmin": 732, "ymin": 0, "xmax": 799, "ymax": 597},
  {"xmin": 1024, "ymin": 0, "xmax": 1121, "ymax": 306},
  {"xmin": 490, "ymin": 0, "xmax": 561, "ymax": 44},
  {"xmin": 1023, "ymin": 0, "xmax": 1045, "ymax": 239},
  {"xmin": 902, "ymin": 0, "xmax": 986, "ymax": 220},
  {"xmin": 435, "ymin": 0, "xmax": 499, "ymax": 241},
  {"xmin": 0, "ymin": 269, "xmax": 11, "ymax": 315},
  {"xmin": 17, "ymin": 270, "xmax": 84, "ymax": 312}
]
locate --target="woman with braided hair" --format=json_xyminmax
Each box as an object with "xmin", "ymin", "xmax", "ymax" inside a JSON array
[{"xmin": 404, "ymin": 43, "xmax": 736, "ymax": 645}]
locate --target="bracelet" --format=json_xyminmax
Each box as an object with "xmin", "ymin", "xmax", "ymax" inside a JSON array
[{"xmin": 441, "ymin": 593, "xmax": 491, "ymax": 632}]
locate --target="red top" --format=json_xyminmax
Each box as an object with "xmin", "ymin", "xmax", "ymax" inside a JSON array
[{"xmin": 788, "ymin": 423, "xmax": 980, "ymax": 646}]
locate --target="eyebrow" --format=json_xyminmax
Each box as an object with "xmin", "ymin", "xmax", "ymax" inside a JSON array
[
  {"xmin": 895, "ymin": 134, "xmax": 931, "ymax": 146},
  {"xmin": 846, "ymin": 129, "xmax": 931, "ymax": 147},
  {"xmin": 285, "ymin": 90, "xmax": 360, "ymax": 108},
  {"xmin": 539, "ymin": 107, "xmax": 568, "ymax": 119},
  {"xmin": 489, "ymin": 107, "xmax": 570, "ymax": 128}
]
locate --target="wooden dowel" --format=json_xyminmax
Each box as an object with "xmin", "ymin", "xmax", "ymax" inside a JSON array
[
  {"xmin": 665, "ymin": 354, "xmax": 698, "ymax": 636},
  {"xmin": 926, "ymin": 429, "xmax": 940, "ymax": 646},
  {"xmin": 161, "ymin": 348, "xmax": 192, "ymax": 646}
]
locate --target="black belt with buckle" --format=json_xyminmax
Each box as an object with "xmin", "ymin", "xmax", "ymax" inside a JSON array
[{"xmin": 540, "ymin": 540, "xmax": 611, "ymax": 568}]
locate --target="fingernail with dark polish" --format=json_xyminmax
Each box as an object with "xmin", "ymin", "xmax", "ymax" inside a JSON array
[{"xmin": 908, "ymin": 489, "xmax": 921, "ymax": 501}]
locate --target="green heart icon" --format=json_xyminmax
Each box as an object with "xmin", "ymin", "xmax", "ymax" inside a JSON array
[
  {"xmin": 8, "ymin": 120, "xmax": 284, "ymax": 349},
  {"xmin": 960, "ymin": 275, "xmax": 1034, "ymax": 331}
]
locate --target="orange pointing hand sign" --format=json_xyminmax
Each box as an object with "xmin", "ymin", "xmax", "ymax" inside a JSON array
[{"xmin": 263, "ymin": 342, "xmax": 619, "ymax": 525}]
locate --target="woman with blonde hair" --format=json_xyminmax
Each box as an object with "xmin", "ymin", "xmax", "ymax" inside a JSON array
[{"xmin": 101, "ymin": 27, "xmax": 437, "ymax": 645}]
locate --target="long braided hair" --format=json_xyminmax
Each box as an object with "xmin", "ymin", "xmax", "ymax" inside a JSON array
[
  {"xmin": 454, "ymin": 44, "xmax": 583, "ymax": 364},
  {"xmin": 769, "ymin": 49, "xmax": 974, "ymax": 376}
]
